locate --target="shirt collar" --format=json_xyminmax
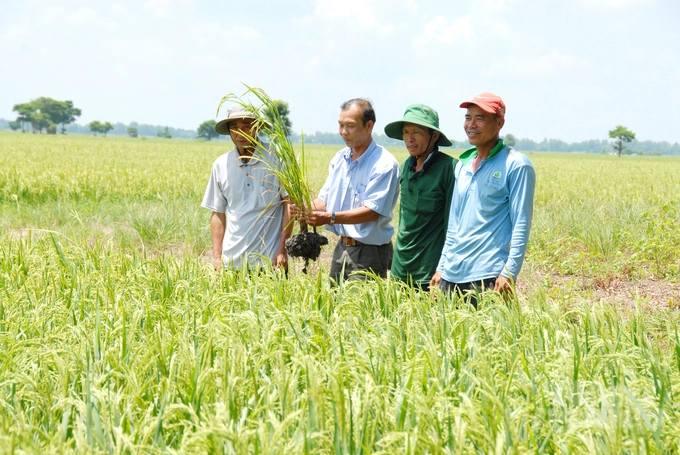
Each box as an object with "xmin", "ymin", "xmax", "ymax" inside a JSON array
[
  {"xmin": 408, "ymin": 147, "xmax": 439, "ymax": 171},
  {"xmin": 235, "ymin": 143, "xmax": 269, "ymax": 167},
  {"xmin": 458, "ymin": 139, "xmax": 505, "ymax": 165},
  {"xmin": 343, "ymin": 139, "xmax": 377, "ymax": 163}
]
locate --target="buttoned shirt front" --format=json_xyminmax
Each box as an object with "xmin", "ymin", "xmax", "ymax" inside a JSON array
[{"xmin": 317, "ymin": 140, "xmax": 400, "ymax": 245}]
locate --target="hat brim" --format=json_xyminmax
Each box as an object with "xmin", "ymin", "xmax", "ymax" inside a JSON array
[
  {"xmin": 384, "ymin": 118, "xmax": 452, "ymax": 147},
  {"xmin": 214, "ymin": 119, "xmax": 232, "ymax": 135},
  {"xmin": 214, "ymin": 113, "xmax": 259, "ymax": 135},
  {"xmin": 460, "ymin": 101, "xmax": 503, "ymax": 118}
]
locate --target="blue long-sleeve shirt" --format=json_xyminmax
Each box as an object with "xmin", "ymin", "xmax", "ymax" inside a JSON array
[{"xmin": 437, "ymin": 142, "xmax": 535, "ymax": 282}]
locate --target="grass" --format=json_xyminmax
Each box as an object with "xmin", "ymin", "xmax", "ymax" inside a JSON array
[
  {"xmin": 529, "ymin": 153, "xmax": 680, "ymax": 279},
  {"xmin": 1, "ymin": 131, "xmax": 680, "ymax": 452}
]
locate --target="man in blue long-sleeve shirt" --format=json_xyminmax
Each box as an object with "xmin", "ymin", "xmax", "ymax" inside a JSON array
[{"xmin": 430, "ymin": 92, "xmax": 535, "ymax": 307}]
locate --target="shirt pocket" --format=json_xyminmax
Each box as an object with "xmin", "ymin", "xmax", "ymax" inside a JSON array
[
  {"xmin": 477, "ymin": 172, "xmax": 508, "ymax": 213},
  {"xmin": 352, "ymin": 182, "xmax": 367, "ymax": 208},
  {"xmin": 252, "ymin": 169, "xmax": 280, "ymax": 209},
  {"xmin": 416, "ymin": 193, "xmax": 442, "ymax": 215},
  {"xmin": 485, "ymin": 171, "xmax": 505, "ymax": 190}
]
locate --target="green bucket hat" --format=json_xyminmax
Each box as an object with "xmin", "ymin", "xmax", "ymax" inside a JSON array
[{"xmin": 384, "ymin": 104, "xmax": 452, "ymax": 147}]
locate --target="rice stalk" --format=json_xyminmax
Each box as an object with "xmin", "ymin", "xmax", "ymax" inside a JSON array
[{"xmin": 216, "ymin": 84, "xmax": 313, "ymax": 223}]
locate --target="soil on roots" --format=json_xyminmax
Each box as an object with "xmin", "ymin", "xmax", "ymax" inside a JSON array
[{"xmin": 286, "ymin": 232, "xmax": 329, "ymax": 262}]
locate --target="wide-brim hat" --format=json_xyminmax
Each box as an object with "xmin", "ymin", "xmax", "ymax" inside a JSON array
[
  {"xmin": 215, "ymin": 104, "xmax": 258, "ymax": 135},
  {"xmin": 384, "ymin": 104, "xmax": 452, "ymax": 147}
]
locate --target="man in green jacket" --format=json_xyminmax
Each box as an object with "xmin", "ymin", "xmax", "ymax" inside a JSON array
[{"xmin": 384, "ymin": 104, "xmax": 457, "ymax": 290}]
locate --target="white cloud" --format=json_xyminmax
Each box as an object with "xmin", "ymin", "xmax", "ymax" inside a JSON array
[
  {"xmin": 417, "ymin": 15, "xmax": 474, "ymax": 45},
  {"xmin": 495, "ymin": 51, "xmax": 591, "ymax": 80},
  {"xmin": 577, "ymin": 0, "xmax": 655, "ymax": 7},
  {"xmin": 314, "ymin": 0, "xmax": 376, "ymax": 27},
  {"xmin": 405, "ymin": 0, "xmax": 419, "ymax": 12},
  {"xmin": 483, "ymin": 0, "xmax": 515, "ymax": 10},
  {"xmin": 67, "ymin": 7, "xmax": 97, "ymax": 23},
  {"xmin": 143, "ymin": 0, "xmax": 173, "ymax": 18}
]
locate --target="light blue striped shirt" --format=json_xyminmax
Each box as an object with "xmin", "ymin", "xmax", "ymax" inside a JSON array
[
  {"xmin": 437, "ymin": 145, "xmax": 535, "ymax": 282},
  {"xmin": 318, "ymin": 140, "xmax": 400, "ymax": 245}
]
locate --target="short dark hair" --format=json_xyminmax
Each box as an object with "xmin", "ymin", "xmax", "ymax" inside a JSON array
[{"xmin": 340, "ymin": 98, "xmax": 375, "ymax": 126}]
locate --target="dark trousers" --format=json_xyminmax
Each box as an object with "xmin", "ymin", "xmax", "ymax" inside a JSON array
[
  {"xmin": 330, "ymin": 241, "xmax": 393, "ymax": 283},
  {"xmin": 439, "ymin": 277, "xmax": 497, "ymax": 308}
]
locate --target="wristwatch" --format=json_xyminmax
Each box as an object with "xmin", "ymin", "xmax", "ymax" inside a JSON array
[{"xmin": 330, "ymin": 212, "xmax": 336, "ymax": 225}]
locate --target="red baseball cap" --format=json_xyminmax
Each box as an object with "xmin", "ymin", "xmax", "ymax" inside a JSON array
[{"xmin": 460, "ymin": 92, "xmax": 506, "ymax": 118}]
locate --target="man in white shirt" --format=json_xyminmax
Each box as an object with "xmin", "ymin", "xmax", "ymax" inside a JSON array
[{"xmin": 201, "ymin": 104, "xmax": 292, "ymax": 270}]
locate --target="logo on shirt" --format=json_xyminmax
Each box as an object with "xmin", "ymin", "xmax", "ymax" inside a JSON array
[{"xmin": 493, "ymin": 171, "xmax": 502, "ymax": 179}]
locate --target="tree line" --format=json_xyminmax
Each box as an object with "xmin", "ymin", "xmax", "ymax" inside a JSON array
[{"xmin": 3, "ymin": 98, "xmax": 679, "ymax": 154}]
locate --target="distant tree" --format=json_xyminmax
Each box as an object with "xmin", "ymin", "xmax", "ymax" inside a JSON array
[
  {"xmin": 504, "ymin": 133, "xmax": 517, "ymax": 147},
  {"xmin": 608, "ymin": 125, "xmax": 636, "ymax": 157},
  {"xmin": 127, "ymin": 126, "xmax": 138, "ymax": 138},
  {"xmin": 197, "ymin": 119, "xmax": 219, "ymax": 140},
  {"xmin": 34, "ymin": 97, "xmax": 62, "ymax": 134},
  {"xmin": 157, "ymin": 126, "xmax": 172, "ymax": 139},
  {"xmin": 12, "ymin": 101, "xmax": 35, "ymax": 132},
  {"xmin": 9, "ymin": 120, "xmax": 21, "ymax": 131},
  {"xmin": 11, "ymin": 98, "xmax": 80, "ymax": 134},
  {"xmin": 88, "ymin": 120, "xmax": 103, "ymax": 136},
  {"xmin": 12, "ymin": 101, "xmax": 48, "ymax": 133},
  {"xmin": 101, "ymin": 122, "xmax": 113, "ymax": 137},
  {"xmin": 41, "ymin": 98, "xmax": 81, "ymax": 134},
  {"xmin": 263, "ymin": 100, "xmax": 292, "ymax": 136},
  {"xmin": 31, "ymin": 111, "xmax": 54, "ymax": 133}
]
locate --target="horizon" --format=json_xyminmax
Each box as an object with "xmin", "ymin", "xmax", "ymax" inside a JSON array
[{"xmin": 3, "ymin": 118, "xmax": 680, "ymax": 155}]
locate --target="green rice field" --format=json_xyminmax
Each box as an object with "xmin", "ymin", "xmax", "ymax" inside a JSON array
[{"xmin": 1, "ymin": 131, "xmax": 680, "ymax": 453}]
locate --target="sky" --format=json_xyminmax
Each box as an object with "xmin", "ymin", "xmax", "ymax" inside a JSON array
[{"xmin": 1, "ymin": 0, "xmax": 679, "ymax": 143}]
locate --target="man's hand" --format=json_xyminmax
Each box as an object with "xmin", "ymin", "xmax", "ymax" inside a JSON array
[
  {"xmin": 429, "ymin": 271, "xmax": 443, "ymax": 289},
  {"xmin": 289, "ymin": 204, "xmax": 328, "ymax": 227},
  {"xmin": 273, "ymin": 248, "xmax": 288, "ymax": 271},
  {"xmin": 304, "ymin": 211, "xmax": 331, "ymax": 227},
  {"xmin": 212, "ymin": 256, "xmax": 222, "ymax": 271},
  {"xmin": 288, "ymin": 203, "xmax": 304, "ymax": 219},
  {"xmin": 494, "ymin": 275, "xmax": 514, "ymax": 296}
]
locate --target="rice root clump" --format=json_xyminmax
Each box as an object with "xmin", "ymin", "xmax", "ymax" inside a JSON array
[{"xmin": 285, "ymin": 232, "xmax": 328, "ymax": 262}]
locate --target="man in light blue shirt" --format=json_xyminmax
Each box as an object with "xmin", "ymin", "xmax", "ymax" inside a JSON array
[
  {"xmin": 431, "ymin": 92, "xmax": 535, "ymax": 306},
  {"xmin": 301, "ymin": 98, "xmax": 400, "ymax": 282}
]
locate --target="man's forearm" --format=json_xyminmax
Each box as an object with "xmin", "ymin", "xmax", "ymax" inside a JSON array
[
  {"xmin": 279, "ymin": 200, "xmax": 293, "ymax": 247},
  {"xmin": 311, "ymin": 198, "xmax": 326, "ymax": 211},
  {"xmin": 310, "ymin": 205, "xmax": 380, "ymax": 226},
  {"xmin": 210, "ymin": 212, "xmax": 226, "ymax": 258},
  {"xmin": 504, "ymin": 165, "xmax": 535, "ymax": 279}
]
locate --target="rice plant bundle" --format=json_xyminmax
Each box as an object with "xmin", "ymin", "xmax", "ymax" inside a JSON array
[{"xmin": 217, "ymin": 85, "xmax": 327, "ymax": 271}]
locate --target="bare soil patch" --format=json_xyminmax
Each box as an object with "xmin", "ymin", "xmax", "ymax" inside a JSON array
[{"xmin": 517, "ymin": 268, "xmax": 680, "ymax": 311}]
